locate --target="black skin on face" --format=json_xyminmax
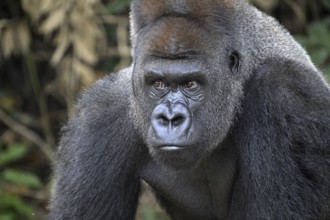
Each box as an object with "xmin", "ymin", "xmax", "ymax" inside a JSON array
[
  {"xmin": 145, "ymin": 49, "xmax": 241, "ymax": 156},
  {"xmin": 145, "ymin": 61, "xmax": 206, "ymax": 168}
]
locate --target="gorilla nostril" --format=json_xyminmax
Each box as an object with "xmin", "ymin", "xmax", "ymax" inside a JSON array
[
  {"xmin": 156, "ymin": 113, "xmax": 186, "ymax": 127},
  {"xmin": 172, "ymin": 115, "xmax": 185, "ymax": 127},
  {"xmin": 157, "ymin": 115, "xmax": 169, "ymax": 126},
  {"xmin": 151, "ymin": 103, "xmax": 192, "ymax": 134}
]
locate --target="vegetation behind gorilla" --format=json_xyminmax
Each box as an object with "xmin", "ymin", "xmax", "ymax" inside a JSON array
[{"xmin": 50, "ymin": 0, "xmax": 330, "ymax": 219}]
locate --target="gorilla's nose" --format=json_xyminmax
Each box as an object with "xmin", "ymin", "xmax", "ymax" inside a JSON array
[
  {"xmin": 157, "ymin": 108, "xmax": 185, "ymax": 127},
  {"xmin": 151, "ymin": 103, "xmax": 192, "ymax": 137}
]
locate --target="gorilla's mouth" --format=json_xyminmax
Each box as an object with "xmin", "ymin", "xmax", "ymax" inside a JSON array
[{"xmin": 159, "ymin": 145, "xmax": 186, "ymax": 151}]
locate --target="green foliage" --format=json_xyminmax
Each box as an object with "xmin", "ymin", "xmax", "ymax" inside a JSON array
[
  {"xmin": 1, "ymin": 170, "xmax": 42, "ymax": 189},
  {"xmin": 0, "ymin": 194, "xmax": 34, "ymax": 218},
  {"xmin": 106, "ymin": 0, "xmax": 132, "ymax": 14},
  {"xmin": 0, "ymin": 144, "xmax": 28, "ymax": 166},
  {"xmin": 322, "ymin": 0, "xmax": 330, "ymax": 10},
  {"xmin": 139, "ymin": 205, "xmax": 171, "ymax": 220},
  {"xmin": 0, "ymin": 144, "xmax": 42, "ymax": 220},
  {"xmin": 296, "ymin": 18, "xmax": 330, "ymax": 80}
]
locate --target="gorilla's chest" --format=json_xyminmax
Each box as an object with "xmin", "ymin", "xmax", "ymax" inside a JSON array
[{"xmin": 140, "ymin": 150, "xmax": 236, "ymax": 220}]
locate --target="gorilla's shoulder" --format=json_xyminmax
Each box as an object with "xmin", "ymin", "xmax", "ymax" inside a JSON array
[
  {"xmin": 253, "ymin": 58, "xmax": 329, "ymax": 96},
  {"xmin": 247, "ymin": 57, "xmax": 330, "ymax": 114},
  {"xmin": 76, "ymin": 67, "xmax": 133, "ymax": 115}
]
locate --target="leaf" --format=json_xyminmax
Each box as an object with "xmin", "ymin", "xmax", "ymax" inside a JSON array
[
  {"xmin": 0, "ymin": 194, "xmax": 34, "ymax": 216},
  {"xmin": 51, "ymin": 29, "xmax": 70, "ymax": 65},
  {"xmin": 73, "ymin": 62, "xmax": 96, "ymax": 85},
  {"xmin": 73, "ymin": 35, "xmax": 98, "ymax": 64},
  {"xmin": 16, "ymin": 21, "xmax": 31, "ymax": 54},
  {"xmin": 0, "ymin": 94, "xmax": 16, "ymax": 111},
  {"xmin": 107, "ymin": 0, "xmax": 131, "ymax": 14},
  {"xmin": 1, "ymin": 169, "xmax": 43, "ymax": 189},
  {"xmin": 40, "ymin": 9, "xmax": 65, "ymax": 34},
  {"xmin": 1, "ymin": 27, "xmax": 15, "ymax": 58},
  {"xmin": 0, "ymin": 212, "xmax": 16, "ymax": 220},
  {"xmin": 322, "ymin": 0, "xmax": 330, "ymax": 10},
  {"xmin": 71, "ymin": 13, "xmax": 99, "ymax": 64},
  {"xmin": 21, "ymin": 0, "xmax": 39, "ymax": 20},
  {"xmin": 0, "ymin": 144, "xmax": 29, "ymax": 166},
  {"xmin": 141, "ymin": 206, "xmax": 157, "ymax": 220},
  {"xmin": 308, "ymin": 23, "xmax": 330, "ymax": 47},
  {"xmin": 311, "ymin": 49, "xmax": 329, "ymax": 65},
  {"xmin": 38, "ymin": 0, "xmax": 57, "ymax": 16},
  {"xmin": 323, "ymin": 66, "xmax": 330, "ymax": 80}
]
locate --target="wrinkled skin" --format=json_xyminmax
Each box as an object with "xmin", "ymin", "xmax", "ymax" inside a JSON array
[{"xmin": 130, "ymin": 15, "xmax": 244, "ymax": 169}]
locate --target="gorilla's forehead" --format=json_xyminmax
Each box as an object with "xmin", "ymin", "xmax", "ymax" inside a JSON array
[
  {"xmin": 142, "ymin": 17, "xmax": 208, "ymax": 57},
  {"xmin": 144, "ymin": 60, "xmax": 203, "ymax": 76},
  {"xmin": 138, "ymin": 16, "xmax": 225, "ymax": 58},
  {"xmin": 132, "ymin": 0, "xmax": 241, "ymax": 30},
  {"xmin": 130, "ymin": 0, "xmax": 240, "ymax": 60}
]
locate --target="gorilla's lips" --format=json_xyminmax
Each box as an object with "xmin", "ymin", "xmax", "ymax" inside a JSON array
[
  {"xmin": 148, "ymin": 134, "xmax": 198, "ymax": 152},
  {"xmin": 147, "ymin": 126, "xmax": 202, "ymax": 157},
  {"xmin": 158, "ymin": 145, "xmax": 186, "ymax": 151}
]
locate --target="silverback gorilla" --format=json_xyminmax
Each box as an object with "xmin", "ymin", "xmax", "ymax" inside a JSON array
[{"xmin": 49, "ymin": 0, "xmax": 330, "ymax": 219}]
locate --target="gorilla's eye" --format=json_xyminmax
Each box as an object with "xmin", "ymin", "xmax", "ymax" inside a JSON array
[
  {"xmin": 184, "ymin": 81, "xmax": 199, "ymax": 90},
  {"xmin": 153, "ymin": 80, "xmax": 167, "ymax": 90}
]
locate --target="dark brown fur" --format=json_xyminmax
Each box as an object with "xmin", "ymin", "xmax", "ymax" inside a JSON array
[{"xmin": 131, "ymin": 0, "xmax": 240, "ymax": 38}]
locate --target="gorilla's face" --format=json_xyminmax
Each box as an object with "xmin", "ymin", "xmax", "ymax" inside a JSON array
[{"xmin": 131, "ymin": 16, "xmax": 244, "ymax": 168}]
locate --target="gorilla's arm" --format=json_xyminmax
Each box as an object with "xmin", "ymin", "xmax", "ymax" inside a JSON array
[
  {"xmin": 230, "ymin": 58, "xmax": 330, "ymax": 219},
  {"xmin": 49, "ymin": 69, "xmax": 144, "ymax": 220}
]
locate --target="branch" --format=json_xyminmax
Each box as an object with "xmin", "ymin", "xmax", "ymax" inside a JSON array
[{"xmin": 0, "ymin": 109, "xmax": 54, "ymax": 162}]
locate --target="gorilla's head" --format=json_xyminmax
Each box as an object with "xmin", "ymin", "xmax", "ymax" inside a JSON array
[{"xmin": 130, "ymin": 0, "xmax": 246, "ymax": 168}]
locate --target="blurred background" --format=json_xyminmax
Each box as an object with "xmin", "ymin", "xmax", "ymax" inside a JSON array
[{"xmin": 0, "ymin": 0, "xmax": 329, "ymax": 219}]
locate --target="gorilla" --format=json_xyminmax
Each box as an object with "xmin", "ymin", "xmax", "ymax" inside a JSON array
[{"xmin": 49, "ymin": 0, "xmax": 330, "ymax": 219}]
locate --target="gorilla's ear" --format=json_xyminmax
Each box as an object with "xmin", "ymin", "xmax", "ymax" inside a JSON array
[{"xmin": 229, "ymin": 50, "xmax": 241, "ymax": 74}]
